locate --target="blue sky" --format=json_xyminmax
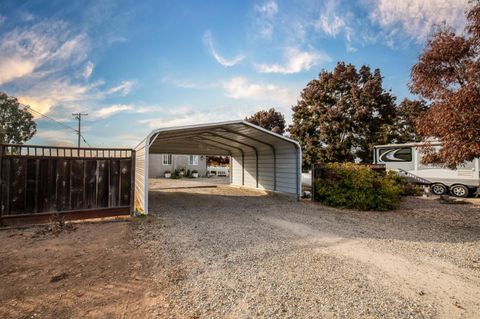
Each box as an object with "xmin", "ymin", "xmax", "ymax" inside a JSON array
[{"xmin": 0, "ymin": 0, "xmax": 471, "ymax": 147}]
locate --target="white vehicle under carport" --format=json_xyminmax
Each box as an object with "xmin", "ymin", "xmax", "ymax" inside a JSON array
[{"xmin": 374, "ymin": 142, "xmax": 480, "ymax": 197}]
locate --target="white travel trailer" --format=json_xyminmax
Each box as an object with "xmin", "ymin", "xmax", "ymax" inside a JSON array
[{"xmin": 374, "ymin": 142, "xmax": 480, "ymax": 197}]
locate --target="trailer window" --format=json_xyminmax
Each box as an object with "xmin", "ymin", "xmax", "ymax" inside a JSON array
[{"xmin": 378, "ymin": 148, "xmax": 412, "ymax": 162}]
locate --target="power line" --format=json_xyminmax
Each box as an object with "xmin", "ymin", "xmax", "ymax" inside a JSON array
[
  {"xmin": 72, "ymin": 113, "xmax": 88, "ymax": 148},
  {"xmin": 81, "ymin": 134, "xmax": 92, "ymax": 147},
  {"xmin": 23, "ymin": 105, "xmax": 93, "ymax": 147},
  {"xmin": 24, "ymin": 106, "xmax": 77, "ymax": 133}
]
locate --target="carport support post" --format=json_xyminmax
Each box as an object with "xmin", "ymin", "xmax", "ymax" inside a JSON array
[
  {"xmin": 255, "ymin": 148, "xmax": 259, "ymax": 188},
  {"xmin": 144, "ymin": 132, "xmax": 160, "ymax": 214},
  {"xmin": 202, "ymin": 132, "xmax": 257, "ymax": 187},
  {"xmin": 241, "ymin": 151, "xmax": 244, "ymax": 186},
  {"xmin": 194, "ymin": 135, "xmax": 245, "ymax": 186},
  {"xmin": 218, "ymin": 128, "xmax": 276, "ymax": 191}
]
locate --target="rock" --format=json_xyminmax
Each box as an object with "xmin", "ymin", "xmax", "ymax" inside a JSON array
[{"xmin": 50, "ymin": 272, "xmax": 68, "ymax": 283}]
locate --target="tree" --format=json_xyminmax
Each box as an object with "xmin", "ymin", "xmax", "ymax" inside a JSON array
[
  {"xmin": 207, "ymin": 156, "xmax": 229, "ymax": 166},
  {"xmin": 410, "ymin": 2, "xmax": 480, "ymax": 168},
  {"xmin": 394, "ymin": 98, "xmax": 429, "ymax": 143},
  {"xmin": 245, "ymin": 108, "xmax": 286, "ymax": 135},
  {"xmin": 289, "ymin": 62, "xmax": 397, "ymax": 168},
  {"xmin": 0, "ymin": 92, "xmax": 37, "ymax": 144}
]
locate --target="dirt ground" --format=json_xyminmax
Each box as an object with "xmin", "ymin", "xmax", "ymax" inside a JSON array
[
  {"xmin": 1, "ymin": 178, "xmax": 479, "ymax": 318},
  {"xmin": 0, "ymin": 218, "xmax": 158, "ymax": 319}
]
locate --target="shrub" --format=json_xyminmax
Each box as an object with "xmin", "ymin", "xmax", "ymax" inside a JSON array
[
  {"xmin": 192, "ymin": 169, "xmax": 198, "ymax": 174},
  {"xmin": 314, "ymin": 163, "xmax": 405, "ymax": 211},
  {"xmin": 170, "ymin": 169, "xmax": 181, "ymax": 179}
]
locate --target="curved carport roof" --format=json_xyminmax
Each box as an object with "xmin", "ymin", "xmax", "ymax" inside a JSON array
[{"xmin": 134, "ymin": 120, "xmax": 301, "ymax": 214}]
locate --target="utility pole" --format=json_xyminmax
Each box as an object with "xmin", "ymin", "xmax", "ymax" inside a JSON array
[{"xmin": 72, "ymin": 113, "xmax": 88, "ymax": 148}]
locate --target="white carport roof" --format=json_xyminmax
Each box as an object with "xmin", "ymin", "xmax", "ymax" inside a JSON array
[
  {"xmin": 145, "ymin": 120, "xmax": 298, "ymax": 155},
  {"xmin": 134, "ymin": 120, "xmax": 302, "ymax": 215}
]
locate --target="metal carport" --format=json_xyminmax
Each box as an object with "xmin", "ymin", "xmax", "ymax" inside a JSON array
[{"xmin": 133, "ymin": 120, "xmax": 301, "ymax": 214}]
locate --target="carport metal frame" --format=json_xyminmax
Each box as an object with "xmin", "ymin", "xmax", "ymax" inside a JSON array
[{"xmin": 137, "ymin": 120, "xmax": 302, "ymax": 214}]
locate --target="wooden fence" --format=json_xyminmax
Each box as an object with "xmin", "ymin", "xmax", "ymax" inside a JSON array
[
  {"xmin": 0, "ymin": 144, "xmax": 135, "ymax": 224},
  {"xmin": 311, "ymin": 163, "xmax": 386, "ymax": 201}
]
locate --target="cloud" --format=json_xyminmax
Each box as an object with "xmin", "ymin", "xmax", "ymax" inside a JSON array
[
  {"xmin": 202, "ymin": 30, "xmax": 245, "ymax": 67},
  {"xmin": 91, "ymin": 104, "xmax": 167, "ymax": 119},
  {"xmin": 0, "ymin": 20, "xmax": 88, "ymax": 85},
  {"xmin": 161, "ymin": 76, "xmax": 214, "ymax": 89},
  {"xmin": 222, "ymin": 76, "xmax": 295, "ymax": 104},
  {"xmin": 139, "ymin": 108, "xmax": 209, "ymax": 128},
  {"xmin": 137, "ymin": 101, "xmax": 297, "ymax": 130},
  {"xmin": 253, "ymin": 0, "xmax": 279, "ymax": 38},
  {"xmin": 33, "ymin": 129, "xmax": 76, "ymax": 146},
  {"xmin": 314, "ymin": 0, "xmax": 358, "ymax": 52},
  {"xmin": 93, "ymin": 104, "xmax": 134, "ymax": 118},
  {"xmin": 17, "ymin": 79, "xmax": 103, "ymax": 115},
  {"xmin": 107, "ymin": 80, "xmax": 135, "ymax": 96},
  {"xmin": 83, "ymin": 61, "xmax": 94, "ymax": 79},
  {"xmin": 0, "ymin": 15, "xmax": 6, "ymax": 25},
  {"xmin": 369, "ymin": 0, "xmax": 471, "ymax": 42},
  {"xmin": 255, "ymin": 0, "xmax": 278, "ymax": 18},
  {"xmin": 255, "ymin": 47, "xmax": 331, "ymax": 74},
  {"xmin": 0, "ymin": 59, "xmax": 36, "ymax": 85}
]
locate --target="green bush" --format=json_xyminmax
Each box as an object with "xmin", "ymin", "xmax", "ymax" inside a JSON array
[
  {"xmin": 315, "ymin": 163, "xmax": 405, "ymax": 211},
  {"xmin": 170, "ymin": 168, "xmax": 181, "ymax": 179}
]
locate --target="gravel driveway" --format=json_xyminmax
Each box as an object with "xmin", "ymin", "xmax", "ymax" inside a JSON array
[{"xmin": 135, "ymin": 179, "xmax": 480, "ymax": 319}]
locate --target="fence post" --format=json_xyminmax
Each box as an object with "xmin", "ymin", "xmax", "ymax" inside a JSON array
[
  {"xmin": 130, "ymin": 150, "xmax": 136, "ymax": 215},
  {"xmin": 0, "ymin": 145, "xmax": 3, "ymax": 218},
  {"xmin": 311, "ymin": 164, "xmax": 315, "ymax": 202}
]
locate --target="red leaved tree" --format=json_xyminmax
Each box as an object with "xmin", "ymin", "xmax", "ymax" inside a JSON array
[
  {"xmin": 246, "ymin": 108, "xmax": 286, "ymax": 135},
  {"xmin": 411, "ymin": 2, "xmax": 480, "ymax": 168}
]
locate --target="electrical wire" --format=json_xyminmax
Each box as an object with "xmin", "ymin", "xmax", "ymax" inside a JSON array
[
  {"xmin": 23, "ymin": 105, "xmax": 94, "ymax": 147},
  {"xmin": 81, "ymin": 135, "xmax": 92, "ymax": 147}
]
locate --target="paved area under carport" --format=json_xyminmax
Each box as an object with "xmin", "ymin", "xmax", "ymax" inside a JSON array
[{"xmin": 137, "ymin": 179, "xmax": 480, "ymax": 319}]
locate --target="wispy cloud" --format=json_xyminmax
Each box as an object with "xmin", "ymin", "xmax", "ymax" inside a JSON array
[
  {"xmin": 91, "ymin": 104, "xmax": 163, "ymax": 119},
  {"xmin": 161, "ymin": 76, "xmax": 216, "ymax": 89},
  {"xmin": 253, "ymin": 0, "xmax": 278, "ymax": 38},
  {"xmin": 202, "ymin": 30, "xmax": 245, "ymax": 67},
  {"xmin": 140, "ymin": 107, "xmax": 209, "ymax": 128},
  {"xmin": 314, "ymin": 0, "xmax": 357, "ymax": 52},
  {"xmin": 0, "ymin": 20, "xmax": 88, "ymax": 85},
  {"xmin": 34, "ymin": 129, "xmax": 76, "ymax": 146},
  {"xmin": 255, "ymin": 47, "xmax": 330, "ymax": 74},
  {"xmin": 369, "ymin": 0, "xmax": 471, "ymax": 43},
  {"xmin": 0, "ymin": 15, "xmax": 6, "ymax": 25},
  {"xmin": 17, "ymin": 79, "xmax": 103, "ymax": 115},
  {"xmin": 93, "ymin": 104, "xmax": 133, "ymax": 118},
  {"xmin": 82, "ymin": 61, "xmax": 94, "ymax": 79},
  {"xmin": 107, "ymin": 80, "xmax": 135, "ymax": 96},
  {"xmin": 222, "ymin": 76, "xmax": 295, "ymax": 104}
]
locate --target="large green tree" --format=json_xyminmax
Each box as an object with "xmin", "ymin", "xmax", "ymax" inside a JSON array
[
  {"xmin": 0, "ymin": 92, "xmax": 37, "ymax": 144},
  {"xmin": 289, "ymin": 62, "xmax": 396, "ymax": 168},
  {"xmin": 246, "ymin": 108, "xmax": 286, "ymax": 135},
  {"xmin": 410, "ymin": 2, "xmax": 480, "ymax": 168}
]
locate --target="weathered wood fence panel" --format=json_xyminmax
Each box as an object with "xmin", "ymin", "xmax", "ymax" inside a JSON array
[{"xmin": 0, "ymin": 144, "xmax": 135, "ymax": 222}]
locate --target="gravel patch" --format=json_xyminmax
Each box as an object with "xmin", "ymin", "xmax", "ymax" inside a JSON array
[{"xmin": 134, "ymin": 180, "xmax": 480, "ymax": 319}]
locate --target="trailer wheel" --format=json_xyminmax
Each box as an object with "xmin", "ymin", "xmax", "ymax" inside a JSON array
[
  {"xmin": 450, "ymin": 184, "xmax": 469, "ymax": 198},
  {"xmin": 430, "ymin": 183, "xmax": 447, "ymax": 195}
]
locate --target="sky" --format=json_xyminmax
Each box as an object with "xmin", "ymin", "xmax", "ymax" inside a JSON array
[{"xmin": 0, "ymin": 0, "xmax": 473, "ymax": 148}]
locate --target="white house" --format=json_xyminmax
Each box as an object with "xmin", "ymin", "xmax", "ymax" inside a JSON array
[{"xmin": 149, "ymin": 154, "xmax": 208, "ymax": 177}]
